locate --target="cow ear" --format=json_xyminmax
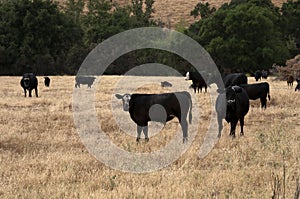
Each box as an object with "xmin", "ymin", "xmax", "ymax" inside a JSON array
[
  {"xmin": 232, "ymin": 85, "xmax": 242, "ymax": 93},
  {"xmin": 115, "ymin": 94, "xmax": 123, "ymax": 99}
]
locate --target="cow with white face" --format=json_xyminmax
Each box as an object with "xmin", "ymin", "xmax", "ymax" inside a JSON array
[{"xmin": 115, "ymin": 91, "xmax": 193, "ymax": 143}]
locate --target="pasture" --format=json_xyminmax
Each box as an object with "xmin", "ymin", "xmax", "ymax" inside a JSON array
[{"xmin": 0, "ymin": 75, "xmax": 299, "ymax": 198}]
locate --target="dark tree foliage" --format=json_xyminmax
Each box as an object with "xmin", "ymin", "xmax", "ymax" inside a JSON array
[
  {"xmin": 0, "ymin": 0, "xmax": 83, "ymax": 75},
  {"xmin": 186, "ymin": 0, "xmax": 290, "ymax": 73},
  {"xmin": 280, "ymin": 0, "xmax": 300, "ymax": 56}
]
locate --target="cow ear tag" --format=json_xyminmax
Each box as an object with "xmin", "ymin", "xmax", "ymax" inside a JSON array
[{"xmin": 232, "ymin": 86, "xmax": 242, "ymax": 93}]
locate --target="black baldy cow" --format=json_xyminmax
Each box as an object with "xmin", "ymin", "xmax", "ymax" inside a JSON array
[
  {"xmin": 240, "ymin": 82, "xmax": 270, "ymax": 109},
  {"xmin": 185, "ymin": 72, "xmax": 207, "ymax": 93},
  {"xmin": 115, "ymin": 91, "xmax": 192, "ymax": 143},
  {"xmin": 223, "ymin": 73, "xmax": 248, "ymax": 87},
  {"xmin": 44, "ymin": 76, "xmax": 50, "ymax": 87},
  {"xmin": 216, "ymin": 86, "xmax": 249, "ymax": 138},
  {"xmin": 20, "ymin": 73, "xmax": 38, "ymax": 97}
]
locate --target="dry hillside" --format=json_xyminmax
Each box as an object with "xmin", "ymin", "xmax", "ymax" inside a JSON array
[{"xmin": 56, "ymin": 0, "xmax": 288, "ymax": 27}]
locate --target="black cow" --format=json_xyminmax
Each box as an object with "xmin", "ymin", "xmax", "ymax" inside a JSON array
[
  {"xmin": 216, "ymin": 86, "xmax": 249, "ymax": 138},
  {"xmin": 185, "ymin": 72, "xmax": 207, "ymax": 93},
  {"xmin": 223, "ymin": 73, "xmax": 248, "ymax": 87},
  {"xmin": 261, "ymin": 70, "xmax": 268, "ymax": 79},
  {"xmin": 20, "ymin": 73, "xmax": 38, "ymax": 97},
  {"xmin": 44, "ymin": 76, "xmax": 50, "ymax": 87},
  {"xmin": 254, "ymin": 70, "xmax": 262, "ymax": 81},
  {"xmin": 161, "ymin": 81, "xmax": 172, "ymax": 87},
  {"xmin": 240, "ymin": 82, "xmax": 270, "ymax": 109},
  {"xmin": 75, "ymin": 76, "xmax": 95, "ymax": 88},
  {"xmin": 115, "ymin": 91, "xmax": 192, "ymax": 143},
  {"xmin": 295, "ymin": 79, "xmax": 300, "ymax": 91},
  {"xmin": 287, "ymin": 75, "xmax": 294, "ymax": 87}
]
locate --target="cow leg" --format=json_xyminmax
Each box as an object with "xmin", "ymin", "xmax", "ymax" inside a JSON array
[
  {"xmin": 260, "ymin": 98, "xmax": 266, "ymax": 109},
  {"xmin": 35, "ymin": 87, "xmax": 38, "ymax": 97},
  {"xmin": 180, "ymin": 119, "xmax": 188, "ymax": 143},
  {"xmin": 29, "ymin": 89, "xmax": 32, "ymax": 97},
  {"xmin": 240, "ymin": 117, "xmax": 245, "ymax": 136},
  {"xmin": 217, "ymin": 114, "xmax": 223, "ymax": 138},
  {"xmin": 24, "ymin": 89, "xmax": 27, "ymax": 97},
  {"xmin": 143, "ymin": 126, "xmax": 149, "ymax": 142},
  {"xmin": 136, "ymin": 125, "xmax": 143, "ymax": 143},
  {"xmin": 229, "ymin": 120, "xmax": 238, "ymax": 138}
]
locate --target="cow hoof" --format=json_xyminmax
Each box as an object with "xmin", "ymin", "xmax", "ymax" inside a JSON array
[
  {"xmin": 183, "ymin": 137, "xmax": 188, "ymax": 143},
  {"xmin": 145, "ymin": 138, "xmax": 149, "ymax": 142},
  {"xmin": 136, "ymin": 138, "xmax": 140, "ymax": 143},
  {"xmin": 240, "ymin": 132, "xmax": 244, "ymax": 136}
]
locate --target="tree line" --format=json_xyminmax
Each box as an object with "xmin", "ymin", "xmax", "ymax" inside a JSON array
[{"xmin": 0, "ymin": 0, "xmax": 299, "ymax": 75}]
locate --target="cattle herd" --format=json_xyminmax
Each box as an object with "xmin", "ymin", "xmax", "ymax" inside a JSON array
[{"xmin": 20, "ymin": 71, "xmax": 299, "ymax": 143}]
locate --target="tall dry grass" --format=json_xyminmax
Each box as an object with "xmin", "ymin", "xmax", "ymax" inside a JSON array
[{"xmin": 0, "ymin": 75, "xmax": 299, "ymax": 198}]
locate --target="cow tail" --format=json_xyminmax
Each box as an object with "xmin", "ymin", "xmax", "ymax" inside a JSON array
[
  {"xmin": 189, "ymin": 94, "xmax": 192, "ymax": 124},
  {"xmin": 268, "ymin": 85, "xmax": 271, "ymax": 101}
]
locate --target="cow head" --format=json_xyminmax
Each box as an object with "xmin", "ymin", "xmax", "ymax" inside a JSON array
[
  {"xmin": 115, "ymin": 93, "xmax": 131, "ymax": 111},
  {"xmin": 185, "ymin": 72, "xmax": 190, "ymax": 80},
  {"xmin": 23, "ymin": 77, "xmax": 30, "ymax": 88},
  {"xmin": 226, "ymin": 86, "xmax": 242, "ymax": 111}
]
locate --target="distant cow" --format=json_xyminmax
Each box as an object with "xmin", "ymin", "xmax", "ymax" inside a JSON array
[
  {"xmin": 216, "ymin": 86, "xmax": 249, "ymax": 138},
  {"xmin": 20, "ymin": 73, "xmax": 38, "ymax": 97},
  {"xmin": 240, "ymin": 82, "xmax": 270, "ymax": 109},
  {"xmin": 185, "ymin": 71, "xmax": 207, "ymax": 93},
  {"xmin": 44, "ymin": 77, "xmax": 50, "ymax": 87},
  {"xmin": 115, "ymin": 91, "xmax": 192, "ymax": 143},
  {"xmin": 287, "ymin": 75, "xmax": 294, "ymax": 87},
  {"xmin": 223, "ymin": 73, "xmax": 248, "ymax": 87},
  {"xmin": 161, "ymin": 81, "xmax": 172, "ymax": 87},
  {"xmin": 261, "ymin": 70, "xmax": 268, "ymax": 79},
  {"xmin": 254, "ymin": 70, "xmax": 262, "ymax": 81},
  {"xmin": 75, "ymin": 76, "xmax": 95, "ymax": 88},
  {"xmin": 295, "ymin": 79, "xmax": 300, "ymax": 91}
]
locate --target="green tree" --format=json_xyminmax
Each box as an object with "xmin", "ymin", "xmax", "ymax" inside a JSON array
[
  {"xmin": 280, "ymin": 0, "xmax": 300, "ymax": 56},
  {"xmin": 186, "ymin": 1, "xmax": 289, "ymax": 73},
  {"xmin": 0, "ymin": 0, "xmax": 83, "ymax": 74}
]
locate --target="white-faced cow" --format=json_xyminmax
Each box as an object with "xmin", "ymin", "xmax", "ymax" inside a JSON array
[
  {"xmin": 240, "ymin": 82, "xmax": 270, "ymax": 109},
  {"xmin": 20, "ymin": 73, "xmax": 38, "ymax": 97},
  {"xmin": 216, "ymin": 86, "xmax": 249, "ymax": 138},
  {"xmin": 185, "ymin": 71, "xmax": 207, "ymax": 93},
  {"xmin": 223, "ymin": 73, "xmax": 248, "ymax": 88},
  {"xmin": 75, "ymin": 76, "xmax": 95, "ymax": 88},
  {"xmin": 44, "ymin": 76, "xmax": 50, "ymax": 87},
  {"xmin": 115, "ymin": 91, "xmax": 192, "ymax": 143}
]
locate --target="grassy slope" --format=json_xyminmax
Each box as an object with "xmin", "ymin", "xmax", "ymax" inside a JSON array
[{"xmin": 0, "ymin": 76, "xmax": 299, "ymax": 198}]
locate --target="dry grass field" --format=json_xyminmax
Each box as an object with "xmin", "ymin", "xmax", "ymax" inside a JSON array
[{"xmin": 0, "ymin": 75, "xmax": 299, "ymax": 198}]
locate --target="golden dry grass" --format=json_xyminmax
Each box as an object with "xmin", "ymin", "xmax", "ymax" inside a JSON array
[{"xmin": 0, "ymin": 75, "xmax": 299, "ymax": 198}]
